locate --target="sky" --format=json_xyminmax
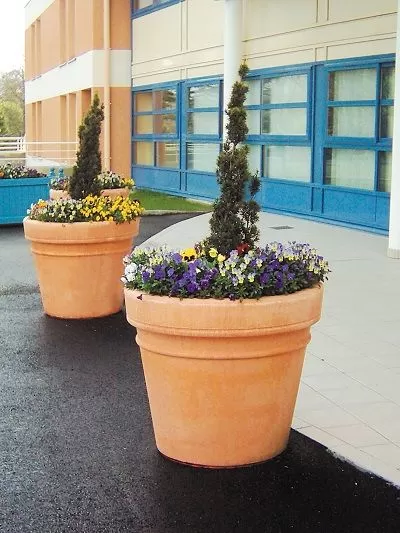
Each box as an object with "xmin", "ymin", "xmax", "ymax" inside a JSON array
[{"xmin": 0, "ymin": 0, "xmax": 26, "ymax": 74}]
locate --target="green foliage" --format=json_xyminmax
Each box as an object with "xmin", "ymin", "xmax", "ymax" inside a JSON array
[
  {"xmin": 206, "ymin": 62, "xmax": 261, "ymax": 256},
  {"xmin": 129, "ymin": 189, "xmax": 212, "ymax": 212},
  {"xmin": 0, "ymin": 69, "xmax": 25, "ymax": 135},
  {"xmin": 68, "ymin": 94, "xmax": 104, "ymax": 199},
  {"xmin": 0, "ymin": 100, "xmax": 24, "ymax": 136},
  {"xmin": 0, "ymin": 69, "xmax": 24, "ymax": 109},
  {"xmin": 0, "ymin": 107, "xmax": 5, "ymax": 134}
]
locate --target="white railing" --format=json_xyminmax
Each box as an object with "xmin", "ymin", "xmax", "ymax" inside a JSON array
[
  {"xmin": 0, "ymin": 139, "xmax": 78, "ymax": 169},
  {"xmin": 0, "ymin": 136, "xmax": 26, "ymax": 152}
]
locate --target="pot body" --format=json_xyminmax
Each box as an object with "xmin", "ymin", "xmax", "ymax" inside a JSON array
[
  {"xmin": 24, "ymin": 218, "xmax": 140, "ymax": 318},
  {"xmin": 124, "ymin": 286, "xmax": 323, "ymax": 467}
]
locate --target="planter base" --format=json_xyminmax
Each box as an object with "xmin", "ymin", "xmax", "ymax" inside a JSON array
[{"xmin": 158, "ymin": 449, "xmax": 282, "ymax": 469}]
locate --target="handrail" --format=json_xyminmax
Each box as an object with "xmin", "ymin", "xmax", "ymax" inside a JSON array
[{"xmin": 0, "ymin": 137, "xmax": 79, "ymax": 166}]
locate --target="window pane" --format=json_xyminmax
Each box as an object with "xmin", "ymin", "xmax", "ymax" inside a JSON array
[
  {"xmin": 188, "ymin": 112, "xmax": 219, "ymax": 135},
  {"xmin": 381, "ymin": 66, "xmax": 395, "ymax": 100},
  {"xmin": 264, "ymin": 146, "xmax": 311, "ymax": 182},
  {"xmin": 378, "ymin": 151, "xmax": 392, "ymax": 192},
  {"xmin": 262, "ymin": 108, "xmax": 307, "ymax": 135},
  {"xmin": 134, "ymin": 141, "xmax": 153, "ymax": 166},
  {"xmin": 329, "ymin": 69, "xmax": 376, "ymax": 101},
  {"xmin": 247, "ymin": 110, "xmax": 260, "ymax": 135},
  {"xmin": 247, "ymin": 145, "xmax": 261, "ymax": 175},
  {"xmin": 188, "ymin": 84, "xmax": 219, "ymax": 108},
  {"xmin": 135, "ymin": 92, "xmax": 153, "ymax": 112},
  {"xmin": 135, "ymin": 114, "xmax": 153, "ymax": 134},
  {"xmin": 187, "ymin": 143, "xmax": 219, "ymax": 172},
  {"xmin": 262, "ymin": 75, "xmax": 307, "ymax": 104},
  {"xmin": 156, "ymin": 142, "xmax": 179, "ymax": 168},
  {"xmin": 324, "ymin": 148, "xmax": 375, "ymax": 190},
  {"xmin": 247, "ymin": 79, "xmax": 261, "ymax": 105},
  {"xmin": 153, "ymin": 89, "xmax": 176, "ymax": 110},
  {"xmin": 134, "ymin": 0, "xmax": 153, "ymax": 9},
  {"xmin": 154, "ymin": 114, "xmax": 176, "ymax": 134},
  {"xmin": 380, "ymin": 106, "xmax": 394, "ymax": 138},
  {"xmin": 328, "ymin": 106, "xmax": 375, "ymax": 137}
]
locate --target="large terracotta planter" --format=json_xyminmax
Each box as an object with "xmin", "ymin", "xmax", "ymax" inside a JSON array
[
  {"xmin": 24, "ymin": 218, "xmax": 140, "ymax": 319},
  {"xmin": 124, "ymin": 285, "xmax": 323, "ymax": 468},
  {"xmin": 49, "ymin": 188, "xmax": 130, "ymax": 200}
]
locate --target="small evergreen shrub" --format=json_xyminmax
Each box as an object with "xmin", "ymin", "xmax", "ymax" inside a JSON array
[
  {"xmin": 68, "ymin": 94, "xmax": 104, "ymax": 199},
  {"xmin": 205, "ymin": 63, "xmax": 261, "ymax": 256}
]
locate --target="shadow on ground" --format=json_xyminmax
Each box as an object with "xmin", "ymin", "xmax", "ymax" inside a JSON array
[{"xmin": 0, "ymin": 216, "xmax": 399, "ymax": 533}]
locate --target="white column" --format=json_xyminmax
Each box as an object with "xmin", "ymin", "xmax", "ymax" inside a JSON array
[
  {"xmin": 103, "ymin": 0, "xmax": 111, "ymax": 171},
  {"xmin": 222, "ymin": 0, "xmax": 243, "ymax": 138},
  {"xmin": 388, "ymin": 1, "xmax": 400, "ymax": 257}
]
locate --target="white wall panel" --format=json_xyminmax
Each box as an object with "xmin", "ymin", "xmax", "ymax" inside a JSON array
[{"xmin": 26, "ymin": 50, "xmax": 131, "ymax": 104}]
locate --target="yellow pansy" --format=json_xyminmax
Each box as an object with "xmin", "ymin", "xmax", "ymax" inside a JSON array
[{"xmin": 182, "ymin": 247, "xmax": 197, "ymax": 261}]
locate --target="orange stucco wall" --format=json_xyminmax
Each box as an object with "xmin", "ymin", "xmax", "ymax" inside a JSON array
[
  {"xmin": 91, "ymin": 87, "xmax": 131, "ymax": 177},
  {"xmin": 26, "ymin": 0, "xmax": 131, "ymax": 81},
  {"xmin": 39, "ymin": 1, "xmax": 60, "ymax": 75},
  {"xmin": 110, "ymin": 87, "xmax": 131, "ymax": 177},
  {"xmin": 110, "ymin": 0, "xmax": 131, "ymax": 50},
  {"xmin": 26, "ymin": 87, "xmax": 130, "ymax": 175}
]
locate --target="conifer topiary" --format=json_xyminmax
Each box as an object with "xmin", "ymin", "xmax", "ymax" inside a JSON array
[
  {"xmin": 68, "ymin": 94, "xmax": 104, "ymax": 199},
  {"xmin": 206, "ymin": 63, "xmax": 260, "ymax": 256}
]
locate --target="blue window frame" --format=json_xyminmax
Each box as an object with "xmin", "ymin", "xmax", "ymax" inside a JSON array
[
  {"xmin": 131, "ymin": 55, "xmax": 394, "ymax": 232},
  {"xmin": 132, "ymin": 0, "xmax": 182, "ymax": 18},
  {"xmin": 321, "ymin": 60, "xmax": 394, "ymax": 193},
  {"xmin": 183, "ymin": 79, "xmax": 223, "ymax": 174},
  {"xmin": 245, "ymin": 68, "xmax": 313, "ymax": 184},
  {"xmin": 132, "ymin": 83, "xmax": 180, "ymax": 169}
]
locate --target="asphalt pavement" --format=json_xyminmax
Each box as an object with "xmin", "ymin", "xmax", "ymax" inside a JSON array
[{"xmin": 0, "ymin": 215, "xmax": 399, "ymax": 533}]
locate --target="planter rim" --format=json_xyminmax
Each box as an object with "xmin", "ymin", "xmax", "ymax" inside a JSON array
[
  {"xmin": 23, "ymin": 216, "xmax": 140, "ymax": 244},
  {"xmin": 23, "ymin": 216, "xmax": 139, "ymax": 228},
  {"xmin": 124, "ymin": 284, "xmax": 323, "ymax": 338},
  {"xmin": 0, "ymin": 177, "xmax": 50, "ymax": 186}
]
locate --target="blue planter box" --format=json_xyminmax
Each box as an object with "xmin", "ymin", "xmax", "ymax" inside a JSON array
[{"xmin": 0, "ymin": 177, "xmax": 50, "ymax": 224}]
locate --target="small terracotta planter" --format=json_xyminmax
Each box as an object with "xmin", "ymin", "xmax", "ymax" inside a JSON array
[
  {"xmin": 124, "ymin": 286, "xmax": 323, "ymax": 468},
  {"xmin": 49, "ymin": 189, "xmax": 69, "ymax": 200},
  {"xmin": 49, "ymin": 188, "xmax": 130, "ymax": 201},
  {"xmin": 101, "ymin": 188, "xmax": 130, "ymax": 198},
  {"xmin": 24, "ymin": 218, "xmax": 140, "ymax": 319}
]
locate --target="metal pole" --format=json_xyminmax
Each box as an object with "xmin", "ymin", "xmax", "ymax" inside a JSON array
[
  {"xmin": 103, "ymin": 0, "xmax": 111, "ymax": 171},
  {"xmin": 222, "ymin": 0, "xmax": 243, "ymax": 139}
]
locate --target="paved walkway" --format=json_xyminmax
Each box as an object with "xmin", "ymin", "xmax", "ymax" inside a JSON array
[
  {"xmin": 141, "ymin": 211, "xmax": 400, "ymax": 486},
  {"xmin": 2, "ymin": 217, "xmax": 400, "ymax": 531}
]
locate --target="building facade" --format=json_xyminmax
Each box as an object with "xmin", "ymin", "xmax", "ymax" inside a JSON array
[
  {"xmin": 25, "ymin": 0, "xmax": 132, "ymax": 176},
  {"xmin": 25, "ymin": 0, "xmax": 399, "ymax": 235}
]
